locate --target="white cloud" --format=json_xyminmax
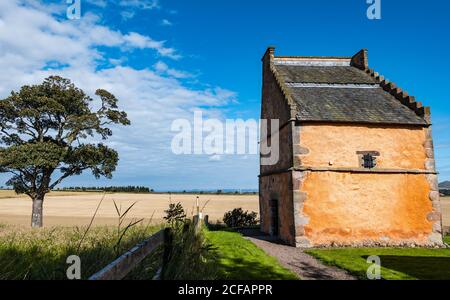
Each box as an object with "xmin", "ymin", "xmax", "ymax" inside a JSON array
[
  {"xmin": 87, "ymin": 0, "xmax": 159, "ymax": 10},
  {"xmin": 161, "ymin": 19, "xmax": 173, "ymax": 26},
  {"xmin": 86, "ymin": 0, "xmax": 161, "ymax": 21},
  {"xmin": 86, "ymin": 0, "xmax": 108, "ymax": 8},
  {"xmin": 0, "ymin": 0, "xmax": 243, "ymax": 188},
  {"xmin": 154, "ymin": 61, "xmax": 192, "ymax": 78},
  {"xmin": 119, "ymin": 0, "xmax": 160, "ymax": 10},
  {"xmin": 120, "ymin": 10, "xmax": 136, "ymax": 20}
]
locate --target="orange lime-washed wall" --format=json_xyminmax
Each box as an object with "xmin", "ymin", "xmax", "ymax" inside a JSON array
[
  {"xmin": 293, "ymin": 124, "xmax": 441, "ymax": 246},
  {"xmin": 297, "ymin": 124, "xmax": 427, "ymax": 170},
  {"xmin": 301, "ymin": 172, "xmax": 433, "ymax": 245}
]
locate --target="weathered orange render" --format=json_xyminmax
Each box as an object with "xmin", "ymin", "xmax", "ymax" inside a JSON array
[
  {"xmin": 259, "ymin": 47, "xmax": 444, "ymax": 247},
  {"xmin": 298, "ymin": 124, "xmax": 434, "ymax": 245},
  {"xmin": 302, "ymin": 172, "xmax": 432, "ymax": 245}
]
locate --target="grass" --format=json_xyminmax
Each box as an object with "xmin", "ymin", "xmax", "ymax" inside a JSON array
[
  {"xmin": 161, "ymin": 223, "xmax": 299, "ymax": 280},
  {"xmin": 161, "ymin": 223, "xmax": 219, "ymax": 280},
  {"xmin": 204, "ymin": 230, "xmax": 299, "ymax": 280},
  {"xmin": 444, "ymin": 235, "xmax": 450, "ymax": 244},
  {"xmin": 0, "ymin": 223, "xmax": 162, "ymax": 280},
  {"xmin": 306, "ymin": 242, "xmax": 450, "ymax": 280}
]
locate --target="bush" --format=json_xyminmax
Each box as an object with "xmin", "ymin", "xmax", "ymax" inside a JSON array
[
  {"xmin": 164, "ymin": 202, "xmax": 187, "ymax": 227},
  {"xmin": 223, "ymin": 208, "xmax": 258, "ymax": 228}
]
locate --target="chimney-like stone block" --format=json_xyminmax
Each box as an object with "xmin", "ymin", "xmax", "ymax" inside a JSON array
[{"xmin": 351, "ymin": 49, "xmax": 369, "ymax": 70}]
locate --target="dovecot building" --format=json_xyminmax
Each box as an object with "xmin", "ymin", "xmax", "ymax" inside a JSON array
[{"xmin": 259, "ymin": 47, "xmax": 443, "ymax": 248}]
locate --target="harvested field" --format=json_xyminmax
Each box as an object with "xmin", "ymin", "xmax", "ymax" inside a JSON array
[
  {"xmin": 0, "ymin": 190, "xmax": 100, "ymax": 199},
  {"xmin": 0, "ymin": 191, "xmax": 259, "ymax": 227},
  {"xmin": 442, "ymin": 197, "xmax": 450, "ymax": 230}
]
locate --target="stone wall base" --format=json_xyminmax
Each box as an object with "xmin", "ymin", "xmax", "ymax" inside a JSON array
[{"xmin": 295, "ymin": 238, "xmax": 445, "ymax": 249}]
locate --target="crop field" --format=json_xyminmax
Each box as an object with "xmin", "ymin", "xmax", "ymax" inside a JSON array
[
  {"xmin": 442, "ymin": 197, "xmax": 450, "ymax": 230},
  {"xmin": 0, "ymin": 191, "xmax": 448, "ymax": 229},
  {"xmin": 0, "ymin": 191, "xmax": 259, "ymax": 227}
]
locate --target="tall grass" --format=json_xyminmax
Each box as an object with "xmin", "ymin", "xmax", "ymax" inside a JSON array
[
  {"xmin": 162, "ymin": 222, "xmax": 218, "ymax": 280},
  {"xmin": 0, "ymin": 195, "xmax": 160, "ymax": 280},
  {"xmin": 0, "ymin": 224, "xmax": 161, "ymax": 280}
]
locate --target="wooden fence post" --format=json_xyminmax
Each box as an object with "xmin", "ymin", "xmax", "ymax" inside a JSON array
[{"xmin": 160, "ymin": 227, "xmax": 173, "ymax": 280}]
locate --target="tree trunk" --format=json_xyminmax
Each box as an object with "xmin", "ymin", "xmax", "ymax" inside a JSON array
[{"xmin": 31, "ymin": 196, "xmax": 44, "ymax": 228}]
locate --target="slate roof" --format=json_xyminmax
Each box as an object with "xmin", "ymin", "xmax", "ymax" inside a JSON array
[
  {"xmin": 276, "ymin": 65, "xmax": 377, "ymax": 85},
  {"xmin": 290, "ymin": 86, "xmax": 426, "ymax": 124},
  {"xmin": 273, "ymin": 61, "xmax": 428, "ymax": 126}
]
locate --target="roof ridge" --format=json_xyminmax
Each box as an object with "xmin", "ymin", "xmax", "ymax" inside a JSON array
[
  {"xmin": 362, "ymin": 67, "xmax": 431, "ymax": 123},
  {"xmin": 274, "ymin": 55, "xmax": 352, "ymax": 59}
]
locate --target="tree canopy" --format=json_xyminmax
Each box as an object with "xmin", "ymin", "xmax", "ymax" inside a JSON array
[{"xmin": 0, "ymin": 76, "xmax": 130, "ymax": 226}]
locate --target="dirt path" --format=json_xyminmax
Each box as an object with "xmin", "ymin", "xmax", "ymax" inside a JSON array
[{"xmin": 246, "ymin": 237, "xmax": 356, "ymax": 280}]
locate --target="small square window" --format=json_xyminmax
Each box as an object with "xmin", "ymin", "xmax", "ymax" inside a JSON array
[
  {"xmin": 357, "ymin": 151, "xmax": 380, "ymax": 169},
  {"xmin": 362, "ymin": 154, "xmax": 376, "ymax": 169}
]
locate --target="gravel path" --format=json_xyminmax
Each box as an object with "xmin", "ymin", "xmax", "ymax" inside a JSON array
[{"xmin": 246, "ymin": 237, "xmax": 357, "ymax": 280}]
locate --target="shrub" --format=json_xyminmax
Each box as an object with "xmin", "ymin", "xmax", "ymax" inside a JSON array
[
  {"xmin": 164, "ymin": 202, "xmax": 187, "ymax": 227},
  {"xmin": 223, "ymin": 208, "xmax": 258, "ymax": 228}
]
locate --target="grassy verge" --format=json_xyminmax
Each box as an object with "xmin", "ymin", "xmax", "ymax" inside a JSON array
[
  {"xmin": 306, "ymin": 242, "xmax": 450, "ymax": 280},
  {"xmin": 161, "ymin": 224, "xmax": 298, "ymax": 280},
  {"xmin": 204, "ymin": 230, "xmax": 299, "ymax": 280},
  {"xmin": 0, "ymin": 224, "xmax": 161, "ymax": 280}
]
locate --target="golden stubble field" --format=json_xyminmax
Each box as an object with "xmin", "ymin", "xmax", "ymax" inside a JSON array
[
  {"xmin": 0, "ymin": 190, "xmax": 259, "ymax": 227},
  {"xmin": 442, "ymin": 197, "xmax": 450, "ymax": 228},
  {"xmin": 0, "ymin": 190, "xmax": 448, "ymax": 229}
]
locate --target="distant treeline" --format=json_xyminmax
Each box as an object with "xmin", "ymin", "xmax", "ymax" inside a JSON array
[
  {"xmin": 57, "ymin": 186, "xmax": 153, "ymax": 193},
  {"xmin": 52, "ymin": 187, "xmax": 257, "ymax": 195},
  {"xmin": 169, "ymin": 190, "xmax": 257, "ymax": 195},
  {"xmin": 440, "ymin": 189, "xmax": 450, "ymax": 196}
]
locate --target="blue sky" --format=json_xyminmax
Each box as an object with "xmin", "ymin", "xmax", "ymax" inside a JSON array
[{"xmin": 0, "ymin": 0, "xmax": 449, "ymax": 190}]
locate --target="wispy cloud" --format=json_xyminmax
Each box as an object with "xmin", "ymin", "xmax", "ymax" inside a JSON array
[
  {"xmin": 154, "ymin": 61, "xmax": 192, "ymax": 78},
  {"xmin": 87, "ymin": 0, "xmax": 160, "ymax": 10},
  {"xmin": 87, "ymin": 0, "xmax": 161, "ymax": 21},
  {"xmin": 86, "ymin": 0, "xmax": 108, "ymax": 8},
  {"xmin": 0, "ymin": 0, "xmax": 241, "ymax": 189},
  {"xmin": 161, "ymin": 19, "xmax": 173, "ymax": 26},
  {"xmin": 120, "ymin": 10, "xmax": 136, "ymax": 20},
  {"xmin": 119, "ymin": 0, "xmax": 160, "ymax": 10}
]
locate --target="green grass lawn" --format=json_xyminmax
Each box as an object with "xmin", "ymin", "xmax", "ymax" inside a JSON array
[
  {"xmin": 444, "ymin": 235, "xmax": 450, "ymax": 244},
  {"xmin": 0, "ymin": 224, "xmax": 161, "ymax": 280},
  {"xmin": 306, "ymin": 241, "xmax": 450, "ymax": 280},
  {"xmin": 204, "ymin": 230, "xmax": 299, "ymax": 280}
]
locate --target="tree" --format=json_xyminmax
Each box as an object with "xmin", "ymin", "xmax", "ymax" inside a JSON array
[{"xmin": 0, "ymin": 76, "xmax": 130, "ymax": 227}]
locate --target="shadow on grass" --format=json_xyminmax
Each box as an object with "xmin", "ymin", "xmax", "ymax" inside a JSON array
[
  {"xmin": 374, "ymin": 255, "xmax": 450, "ymax": 280},
  {"xmin": 205, "ymin": 229, "xmax": 299, "ymax": 280},
  {"xmin": 212, "ymin": 255, "xmax": 298, "ymax": 280}
]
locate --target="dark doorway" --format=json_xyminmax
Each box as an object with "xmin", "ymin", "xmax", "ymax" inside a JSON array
[{"xmin": 270, "ymin": 199, "xmax": 279, "ymax": 236}]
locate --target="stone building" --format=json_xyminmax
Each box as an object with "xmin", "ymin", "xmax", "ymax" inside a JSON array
[{"xmin": 259, "ymin": 47, "xmax": 443, "ymax": 248}]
